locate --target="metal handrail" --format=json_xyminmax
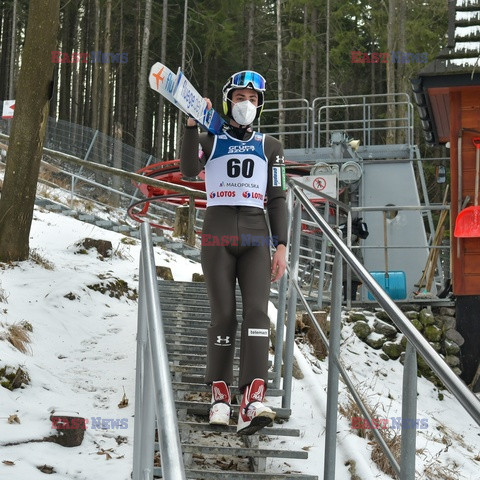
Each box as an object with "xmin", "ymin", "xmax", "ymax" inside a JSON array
[
  {"xmin": 281, "ymin": 177, "xmax": 480, "ymax": 480},
  {"xmin": 133, "ymin": 221, "xmax": 186, "ymax": 480}
]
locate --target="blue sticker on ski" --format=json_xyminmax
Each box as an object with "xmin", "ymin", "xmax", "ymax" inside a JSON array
[{"xmin": 149, "ymin": 62, "xmax": 226, "ymax": 135}]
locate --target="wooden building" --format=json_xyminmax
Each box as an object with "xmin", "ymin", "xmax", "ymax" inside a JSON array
[{"xmin": 411, "ymin": 0, "xmax": 480, "ymax": 386}]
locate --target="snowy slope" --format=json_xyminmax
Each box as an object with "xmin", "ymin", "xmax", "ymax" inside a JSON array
[{"xmin": 0, "ymin": 205, "xmax": 479, "ymax": 479}]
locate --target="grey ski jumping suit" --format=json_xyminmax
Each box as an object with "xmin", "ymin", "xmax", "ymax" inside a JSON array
[{"xmin": 180, "ymin": 125, "xmax": 288, "ymax": 389}]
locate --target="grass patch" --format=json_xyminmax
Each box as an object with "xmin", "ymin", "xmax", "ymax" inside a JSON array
[
  {"xmin": 339, "ymin": 389, "xmax": 400, "ymax": 476},
  {"xmin": 0, "ymin": 281, "xmax": 8, "ymax": 303},
  {"xmin": 30, "ymin": 249, "xmax": 55, "ymax": 270},
  {"xmin": 0, "ymin": 321, "xmax": 33, "ymax": 354}
]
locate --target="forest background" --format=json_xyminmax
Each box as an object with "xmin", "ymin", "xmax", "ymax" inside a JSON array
[{"xmin": 0, "ymin": 0, "xmax": 448, "ymax": 183}]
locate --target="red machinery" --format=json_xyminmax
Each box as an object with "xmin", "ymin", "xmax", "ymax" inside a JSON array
[{"xmin": 127, "ymin": 158, "xmax": 336, "ymax": 231}]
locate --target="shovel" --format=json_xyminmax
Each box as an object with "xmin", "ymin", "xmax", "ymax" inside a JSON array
[{"xmin": 454, "ymin": 137, "xmax": 480, "ymax": 237}]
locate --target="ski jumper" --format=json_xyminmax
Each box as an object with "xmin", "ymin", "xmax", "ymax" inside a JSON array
[{"xmin": 180, "ymin": 126, "xmax": 287, "ymax": 390}]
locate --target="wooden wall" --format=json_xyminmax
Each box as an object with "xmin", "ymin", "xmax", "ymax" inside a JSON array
[{"xmin": 448, "ymin": 86, "xmax": 480, "ymax": 295}]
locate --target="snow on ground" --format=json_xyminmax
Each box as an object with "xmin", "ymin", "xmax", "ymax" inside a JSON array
[
  {"xmin": 0, "ymin": 207, "xmax": 201, "ymax": 479},
  {"xmin": 0, "ymin": 204, "xmax": 479, "ymax": 479}
]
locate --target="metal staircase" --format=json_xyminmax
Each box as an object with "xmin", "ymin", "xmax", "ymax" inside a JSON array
[{"xmin": 154, "ymin": 280, "xmax": 318, "ymax": 480}]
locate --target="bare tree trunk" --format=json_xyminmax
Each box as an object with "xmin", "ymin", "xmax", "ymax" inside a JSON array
[
  {"xmin": 101, "ymin": 0, "xmax": 112, "ymax": 137},
  {"xmin": 112, "ymin": 122, "xmax": 123, "ymax": 204},
  {"xmin": 115, "ymin": 0, "xmax": 124, "ymax": 132},
  {"xmin": 134, "ymin": 0, "xmax": 153, "ymax": 171},
  {"xmin": 175, "ymin": 0, "xmax": 188, "ymax": 157},
  {"xmin": 0, "ymin": 0, "xmax": 60, "ymax": 262},
  {"xmin": 0, "ymin": 8, "xmax": 11, "ymax": 98},
  {"xmin": 309, "ymin": 7, "xmax": 318, "ymax": 101},
  {"xmin": 155, "ymin": 0, "xmax": 169, "ymax": 160},
  {"xmin": 301, "ymin": 5, "xmax": 308, "ymax": 149},
  {"xmin": 395, "ymin": 0, "xmax": 406, "ymax": 144},
  {"xmin": 90, "ymin": 0, "xmax": 100, "ymax": 130},
  {"xmin": 386, "ymin": 0, "xmax": 397, "ymax": 144},
  {"xmin": 78, "ymin": 2, "xmax": 89, "ymax": 126},
  {"xmin": 8, "ymin": 0, "xmax": 17, "ymax": 100},
  {"xmin": 246, "ymin": 1, "xmax": 255, "ymax": 70},
  {"xmin": 325, "ymin": 0, "xmax": 330, "ymax": 144},
  {"xmin": 59, "ymin": 4, "xmax": 73, "ymax": 122},
  {"xmin": 276, "ymin": 0, "xmax": 285, "ymax": 145},
  {"xmin": 71, "ymin": 6, "xmax": 82, "ymax": 126}
]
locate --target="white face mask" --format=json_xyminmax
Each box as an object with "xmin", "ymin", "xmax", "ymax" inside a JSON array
[{"xmin": 231, "ymin": 100, "xmax": 257, "ymax": 126}]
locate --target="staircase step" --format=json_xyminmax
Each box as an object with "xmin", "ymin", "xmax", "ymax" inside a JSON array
[
  {"xmin": 161, "ymin": 304, "xmax": 212, "ymax": 312},
  {"xmin": 175, "ymin": 400, "xmax": 290, "ymax": 420},
  {"xmin": 167, "ymin": 342, "xmax": 241, "ymax": 355},
  {"xmin": 155, "ymin": 281, "xmax": 306, "ymax": 477},
  {"xmin": 153, "ymin": 467, "xmax": 318, "ymax": 479},
  {"xmin": 184, "ymin": 444, "xmax": 307, "ymax": 460},
  {"xmin": 170, "ymin": 371, "xmax": 276, "ymax": 384},
  {"xmin": 165, "ymin": 334, "xmax": 214, "ymax": 345},
  {"xmin": 168, "ymin": 353, "xmax": 272, "ymax": 368},
  {"xmin": 154, "ymin": 443, "xmax": 308, "ymax": 460},
  {"xmin": 173, "ymin": 382, "xmax": 284, "ymax": 397},
  {"xmin": 163, "ymin": 326, "xmax": 210, "ymax": 337},
  {"xmin": 177, "ymin": 421, "xmax": 299, "ymax": 437}
]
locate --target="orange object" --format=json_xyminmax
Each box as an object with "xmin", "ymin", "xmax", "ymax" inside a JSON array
[{"xmin": 454, "ymin": 137, "xmax": 480, "ymax": 237}]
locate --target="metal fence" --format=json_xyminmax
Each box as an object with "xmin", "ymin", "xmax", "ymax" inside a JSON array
[
  {"xmin": 278, "ymin": 178, "xmax": 480, "ymax": 480},
  {"xmin": 256, "ymin": 93, "xmax": 414, "ymax": 150},
  {"xmin": 133, "ymin": 221, "xmax": 186, "ymax": 480}
]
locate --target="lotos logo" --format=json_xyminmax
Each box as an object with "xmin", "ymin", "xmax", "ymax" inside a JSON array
[
  {"xmin": 243, "ymin": 191, "xmax": 263, "ymax": 200},
  {"xmin": 212, "ymin": 190, "xmax": 235, "ymax": 198}
]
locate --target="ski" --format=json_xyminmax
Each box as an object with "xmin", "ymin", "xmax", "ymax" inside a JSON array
[
  {"xmin": 149, "ymin": 62, "xmax": 227, "ymax": 135},
  {"xmin": 172, "ymin": 69, "xmax": 227, "ymax": 134},
  {"xmin": 149, "ymin": 62, "xmax": 188, "ymax": 115}
]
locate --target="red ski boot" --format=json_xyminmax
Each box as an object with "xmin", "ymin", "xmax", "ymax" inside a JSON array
[
  {"xmin": 237, "ymin": 378, "xmax": 276, "ymax": 435},
  {"xmin": 209, "ymin": 380, "xmax": 232, "ymax": 426}
]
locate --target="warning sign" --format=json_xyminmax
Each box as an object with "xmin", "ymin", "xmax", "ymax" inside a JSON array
[
  {"xmin": 297, "ymin": 174, "xmax": 338, "ymax": 200},
  {"xmin": 2, "ymin": 100, "xmax": 15, "ymax": 119}
]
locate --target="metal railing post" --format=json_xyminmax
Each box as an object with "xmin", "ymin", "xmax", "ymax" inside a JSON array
[
  {"xmin": 71, "ymin": 129, "xmax": 99, "ymax": 197},
  {"xmin": 138, "ymin": 222, "xmax": 186, "ymax": 479},
  {"xmin": 316, "ymin": 201, "xmax": 330, "ymax": 308},
  {"xmin": 132, "ymin": 257, "xmax": 156, "ymax": 480},
  {"xmin": 282, "ymin": 200, "xmax": 302, "ymax": 410},
  {"xmin": 323, "ymin": 250, "xmax": 342, "ymax": 480},
  {"xmin": 187, "ymin": 195, "xmax": 196, "ymax": 246},
  {"xmin": 290, "ymin": 178, "xmax": 480, "ymax": 427},
  {"xmin": 274, "ymin": 188, "xmax": 294, "ymax": 389},
  {"xmin": 400, "ymin": 341, "xmax": 418, "ymax": 480},
  {"xmin": 129, "ymin": 154, "xmax": 154, "ymax": 208},
  {"xmin": 274, "ymin": 272, "xmax": 288, "ymax": 390}
]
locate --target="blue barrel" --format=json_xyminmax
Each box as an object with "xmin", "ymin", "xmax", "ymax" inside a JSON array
[{"xmin": 367, "ymin": 271, "xmax": 407, "ymax": 300}]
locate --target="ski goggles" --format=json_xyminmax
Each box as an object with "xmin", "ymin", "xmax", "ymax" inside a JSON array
[{"xmin": 229, "ymin": 71, "xmax": 266, "ymax": 92}]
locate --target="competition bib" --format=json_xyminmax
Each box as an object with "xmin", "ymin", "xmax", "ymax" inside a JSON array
[{"xmin": 205, "ymin": 132, "xmax": 268, "ymax": 208}]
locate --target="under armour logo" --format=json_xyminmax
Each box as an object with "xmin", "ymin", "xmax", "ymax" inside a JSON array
[{"xmin": 215, "ymin": 336, "xmax": 231, "ymax": 346}]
